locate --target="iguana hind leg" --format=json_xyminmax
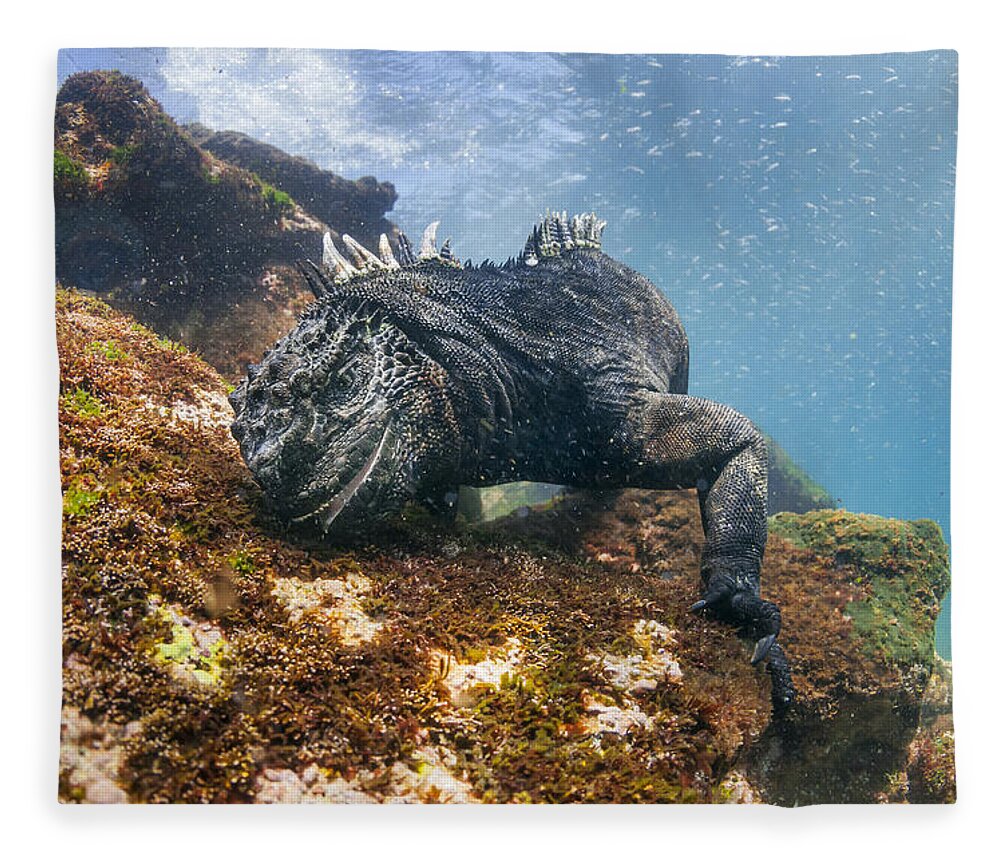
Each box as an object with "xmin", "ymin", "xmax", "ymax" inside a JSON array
[{"xmin": 625, "ymin": 392, "xmax": 794, "ymax": 711}]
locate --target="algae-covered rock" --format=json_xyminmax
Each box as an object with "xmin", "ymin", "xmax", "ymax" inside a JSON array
[
  {"xmin": 878, "ymin": 656, "xmax": 956, "ymax": 804},
  {"xmin": 57, "ymin": 289, "xmax": 953, "ymax": 804},
  {"xmin": 769, "ymin": 509, "xmax": 949, "ymax": 670},
  {"xmin": 54, "ymin": 71, "xmax": 400, "ymax": 378},
  {"xmin": 752, "ymin": 510, "xmax": 951, "ymax": 804}
]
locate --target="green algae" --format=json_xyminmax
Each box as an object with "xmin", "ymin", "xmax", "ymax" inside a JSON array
[
  {"xmin": 62, "ymin": 387, "xmax": 102, "ymax": 418},
  {"xmin": 227, "ymin": 548, "xmax": 256, "ymax": 576},
  {"xmin": 155, "ymin": 335, "xmax": 188, "ymax": 354},
  {"xmin": 252, "ymin": 172, "xmax": 294, "ymax": 211},
  {"xmin": 109, "ymin": 143, "xmax": 136, "ymax": 165},
  {"xmin": 63, "ymin": 478, "xmax": 103, "ymax": 518},
  {"xmin": 150, "ymin": 607, "xmax": 230, "ymax": 686},
  {"xmin": 54, "ymin": 149, "xmax": 88, "ymax": 188},
  {"xmin": 88, "ymin": 339, "xmax": 128, "ymax": 362}
]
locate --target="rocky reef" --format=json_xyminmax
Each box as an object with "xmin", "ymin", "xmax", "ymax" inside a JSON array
[
  {"xmin": 57, "ymin": 289, "xmax": 953, "ymax": 804},
  {"xmin": 54, "ymin": 71, "xmax": 400, "ymax": 378}
]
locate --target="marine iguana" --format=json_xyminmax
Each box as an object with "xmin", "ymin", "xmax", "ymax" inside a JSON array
[{"xmin": 229, "ymin": 212, "xmax": 795, "ymax": 711}]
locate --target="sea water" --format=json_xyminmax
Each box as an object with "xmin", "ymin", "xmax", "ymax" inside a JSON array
[{"xmin": 56, "ymin": 48, "xmax": 956, "ymax": 656}]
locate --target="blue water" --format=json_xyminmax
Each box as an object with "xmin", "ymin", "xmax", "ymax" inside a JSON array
[{"xmin": 57, "ymin": 49, "xmax": 956, "ymax": 656}]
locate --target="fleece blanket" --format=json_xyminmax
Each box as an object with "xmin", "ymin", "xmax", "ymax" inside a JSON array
[{"xmin": 55, "ymin": 48, "xmax": 955, "ymax": 804}]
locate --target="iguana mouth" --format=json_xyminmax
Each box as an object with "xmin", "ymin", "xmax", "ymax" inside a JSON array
[{"xmin": 293, "ymin": 425, "xmax": 391, "ymax": 531}]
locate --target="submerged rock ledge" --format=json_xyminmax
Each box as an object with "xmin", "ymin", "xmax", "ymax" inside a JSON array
[{"xmin": 57, "ymin": 289, "xmax": 953, "ymax": 804}]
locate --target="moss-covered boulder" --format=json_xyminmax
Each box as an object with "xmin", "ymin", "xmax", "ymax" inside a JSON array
[
  {"xmin": 55, "ymin": 71, "xmax": 291, "ymax": 295},
  {"xmin": 770, "ymin": 510, "xmax": 948, "ymax": 670},
  {"xmin": 57, "ymin": 289, "xmax": 953, "ymax": 805},
  {"xmin": 749, "ymin": 510, "xmax": 951, "ymax": 803}
]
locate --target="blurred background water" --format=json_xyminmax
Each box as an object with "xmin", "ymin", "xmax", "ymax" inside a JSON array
[{"xmin": 57, "ymin": 48, "xmax": 956, "ymax": 656}]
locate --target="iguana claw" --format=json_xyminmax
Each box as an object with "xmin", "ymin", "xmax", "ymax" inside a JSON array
[
  {"xmin": 691, "ymin": 577, "xmax": 782, "ymax": 665},
  {"xmin": 690, "ymin": 573, "xmax": 736, "ymax": 615},
  {"xmin": 751, "ymin": 633, "xmax": 777, "ymax": 665}
]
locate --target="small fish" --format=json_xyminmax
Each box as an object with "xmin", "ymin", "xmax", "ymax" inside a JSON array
[{"xmin": 546, "ymin": 173, "xmax": 587, "ymax": 187}]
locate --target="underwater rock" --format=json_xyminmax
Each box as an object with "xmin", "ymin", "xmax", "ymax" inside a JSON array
[
  {"xmin": 186, "ymin": 125, "xmax": 400, "ymax": 255},
  {"xmin": 56, "ymin": 289, "xmax": 952, "ymax": 804},
  {"xmin": 877, "ymin": 656, "xmax": 955, "ymax": 804},
  {"xmin": 764, "ymin": 435, "xmax": 836, "ymax": 514},
  {"xmin": 59, "ymin": 705, "xmax": 134, "ymax": 803},
  {"xmin": 588, "ymin": 620, "xmax": 684, "ymax": 694},
  {"xmin": 149, "ymin": 601, "xmax": 230, "ymax": 687},
  {"xmin": 432, "ymin": 638, "xmax": 526, "ymax": 709},
  {"xmin": 271, "ymin": 571, "xmax": 384, "ymax": 647},
  {"xmin": 54, "ymin": 71, "xmax": 400, "ymax": 378}
]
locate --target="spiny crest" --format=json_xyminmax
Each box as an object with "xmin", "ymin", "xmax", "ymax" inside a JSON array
[
  {"xmin": 300, "ymin": 223, "xmax": 461, "ymax": 298},
  {"xmin": 521, "ymin": 211, "xmax": 606, "ymax": 266},
  {"xmin": 298, "ymin": 212, "xmax": 608, "ymax": 298}
]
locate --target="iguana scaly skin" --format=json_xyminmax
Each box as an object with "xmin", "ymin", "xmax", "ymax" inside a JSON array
[{"xmin": 230, "ymin": 213, "xmax": 794, "ymax": 711}]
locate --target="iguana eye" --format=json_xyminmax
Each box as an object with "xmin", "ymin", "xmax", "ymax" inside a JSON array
[{"xmin": 269, "ymin": 382, "xmax": 291, "ymax": 405}]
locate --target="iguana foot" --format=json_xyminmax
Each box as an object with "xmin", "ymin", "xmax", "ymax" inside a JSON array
[
  {"xmin": 691, "ymin": 571, "xmax": 795, "ymax": 713},
  {"xmin": 690, "ymin": 570, "xmax": 781, "ymax": 663}
]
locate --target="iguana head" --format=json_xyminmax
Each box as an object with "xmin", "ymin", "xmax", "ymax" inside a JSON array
[{"xmin": 229, "ymin": 228, "xmax": 463, "ymax": 533}]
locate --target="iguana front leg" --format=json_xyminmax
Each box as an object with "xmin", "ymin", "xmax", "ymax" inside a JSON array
[{"xmin": 625, "ymin": 392, "xmax": 795, "ymax": 712}]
